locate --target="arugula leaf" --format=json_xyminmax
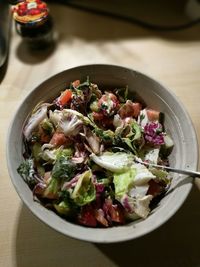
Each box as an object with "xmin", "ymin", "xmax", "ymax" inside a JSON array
[
  {"xmin": 76, "ymin": 76, "xmax": 90, "ymax": 89},
  {"xmin": 114, "ymin": 86, "xmax": 128, "ymax": 103}
]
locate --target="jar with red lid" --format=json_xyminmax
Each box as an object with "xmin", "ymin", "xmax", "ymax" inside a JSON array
[{"xmin": 12, "ymin": 0, "xmax": 54, "ymax": 49}]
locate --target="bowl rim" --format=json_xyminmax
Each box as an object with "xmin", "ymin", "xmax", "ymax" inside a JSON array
[{"xmin": 6, "ymin": 63, "xmax": 199, "ymax": 243}]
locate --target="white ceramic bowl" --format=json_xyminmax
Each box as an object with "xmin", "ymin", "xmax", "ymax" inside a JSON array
[{"xmin": 7, "ymin": 64, "xmax": 198, "ymax": 243}]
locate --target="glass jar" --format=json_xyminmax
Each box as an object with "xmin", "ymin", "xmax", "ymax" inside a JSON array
[{"xmin": 12, "ymin": 0, "xmax": 54, "ymax": 49}]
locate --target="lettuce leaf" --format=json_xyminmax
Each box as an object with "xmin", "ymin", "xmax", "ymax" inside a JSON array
[
  {"xmin": 71, "ymin": 170, "xmax": 96, "ymax": 206},
  {"xmin": 134, "ymin": 164, "xmax": 156, "ymax": 186},
  {"xmin": 113, "ymin": 163, "xmax": 156, "ymax": 220},
  {"xmin": 121, "ymin": 194, "xmax": 153, "ymax": 219},
  {"xmin": 43, "ymin": 178, "xmax": 59, "ymax": 199},
  {"xmin": 54, "ymin": 201, "xmax": 71, "ymax": 216},
  {"xmin": 90, "ymin": 152, "xmax": 134, "ymax": 173},
  {"xmin": 113, "ymin": 168, "xmax": 136, "ymax": 198},
  {"xmin": 113, "ymin": 160, "xmax": 156, "ymax": 195}
]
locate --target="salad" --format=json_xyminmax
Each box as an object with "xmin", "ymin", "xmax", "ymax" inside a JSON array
[{"xmin": 18, "ymin": 77, "xmax": 174, "ymax": 227}]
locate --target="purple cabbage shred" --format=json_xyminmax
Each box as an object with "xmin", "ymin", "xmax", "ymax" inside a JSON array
[{"xmin": 144, "ymin": 122, "xmax": 164, "ymax": 145}]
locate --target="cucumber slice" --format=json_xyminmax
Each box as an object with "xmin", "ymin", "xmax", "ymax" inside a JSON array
[{"xmin": 160, "ymin": 134, "xmax": 174, "ymax": 158}]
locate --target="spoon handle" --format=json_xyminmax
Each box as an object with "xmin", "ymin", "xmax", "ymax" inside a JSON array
[{"xmin": 138, "ymin": 161, "xmax": 200, "ymax": 178}]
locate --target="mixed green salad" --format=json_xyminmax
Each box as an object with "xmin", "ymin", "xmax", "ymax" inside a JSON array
[{"xmin": 18, "ymin": 77, "xmax": 174, "ymax": 227}]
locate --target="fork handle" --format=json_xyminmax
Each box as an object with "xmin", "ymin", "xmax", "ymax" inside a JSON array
[{"xmin": 139, "ymin": 162, "xmax": 200, "ymax": 178}]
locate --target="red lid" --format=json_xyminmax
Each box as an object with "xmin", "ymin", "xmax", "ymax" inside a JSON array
[{"xmin": 12, "ymin": 0, "xmax": 49, "ymax": 24}]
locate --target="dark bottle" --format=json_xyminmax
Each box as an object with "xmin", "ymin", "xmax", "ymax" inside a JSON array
[{"xmin": 12, "ymin": 0, "xmax": 54, "ymax": 49}]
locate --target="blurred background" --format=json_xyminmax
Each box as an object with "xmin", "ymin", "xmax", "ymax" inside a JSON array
[{"xmin": 50, "ymin": 0, "xmax": 200, "ymax": 27}]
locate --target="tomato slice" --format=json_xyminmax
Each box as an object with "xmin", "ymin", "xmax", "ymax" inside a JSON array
[
  {"xmin": 129, "ymin": 102, "xmax": 141, "ymax": 118},
  {"xmin": 78, "ymin": 206, "xmax": 97, "ymax": 227},
  {"xmin": 147, "ymin": 179, "xmax": 163, "ymax": 197},
  {"xmin": 119, "ymin": 100, "xmax": 142, "ymax": 119},
  {"xmin": 50, "ymin": 132, "xmax": 67, "ymax": 147},
  {"xmin": 72, "ymin": 80, "xmax": 80, "ymax": 88},
  {"xmin": 146, "ymin": 109, "xmax": 160, "ymax": 121},
  {"xmin": 59, "ymin": 89, "xmax": 72, "ymax": 106}
]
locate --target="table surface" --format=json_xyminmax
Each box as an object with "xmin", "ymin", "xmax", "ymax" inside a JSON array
[{"xmin": 1, "ymin": 3, "xmax": 200, "ymax": 267}]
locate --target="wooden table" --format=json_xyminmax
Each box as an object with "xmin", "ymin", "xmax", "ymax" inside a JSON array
[{"xmin": 1, "ymin": 3, "xmax": 200, "ymax": 267}]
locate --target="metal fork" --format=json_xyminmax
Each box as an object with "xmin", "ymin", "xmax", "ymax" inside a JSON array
[{"xmin": 135, "ymin": 160, "xmax": 200, "ymax": 178}]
